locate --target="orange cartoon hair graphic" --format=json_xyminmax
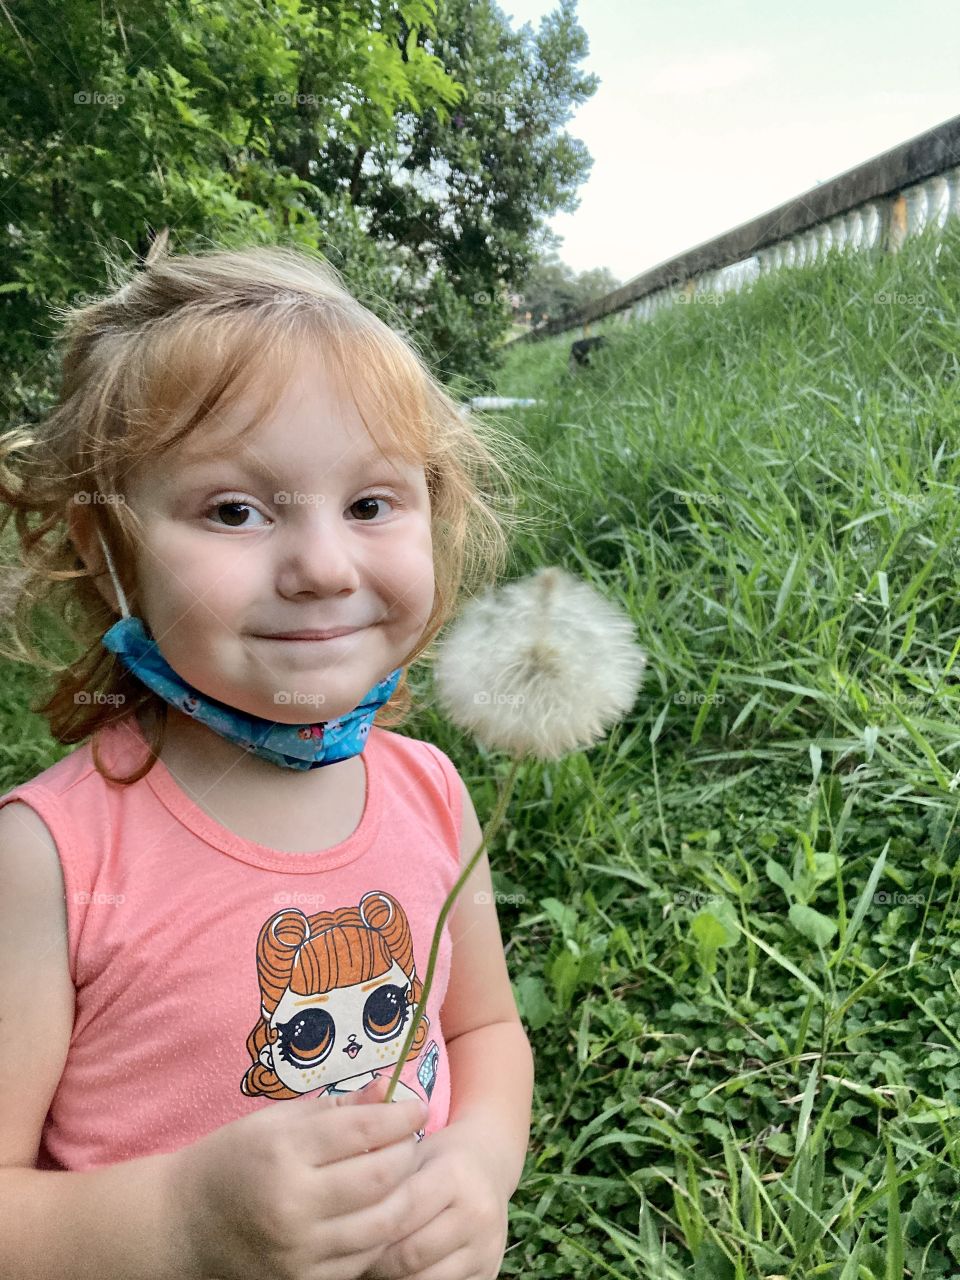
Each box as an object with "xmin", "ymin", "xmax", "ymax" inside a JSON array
[{"xmin": 241, "ymin": 890, "xmax": 438, "ymax": 1121}]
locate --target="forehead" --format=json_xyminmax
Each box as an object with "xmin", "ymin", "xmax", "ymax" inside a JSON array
[
  {"xmin": 121, "ymin": 318, "xmax": 438, "ymax": 504},
  {"xmin": 168, "ymin": 352, "xmax": 416, "ymax": 473}
]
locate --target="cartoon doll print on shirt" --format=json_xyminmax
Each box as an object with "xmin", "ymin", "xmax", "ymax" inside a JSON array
[{"xmin": 240, "ymin": 889, "xmax": 440, "ymax": 1142}]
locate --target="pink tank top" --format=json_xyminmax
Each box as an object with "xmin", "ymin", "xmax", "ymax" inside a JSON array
[{"xmin": 0, "ymin": 716, "xmax": 464, "ymax": 1171}]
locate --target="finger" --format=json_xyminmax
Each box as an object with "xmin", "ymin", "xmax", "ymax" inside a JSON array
[
  {"xmin": 347, "ymin": 1074, "xmax": 418, "ymax": 1108},
  {"xmin": 313, "ymin": 1235, "xmax": 391, "ymax": 1280},
  {"xmin": 306, "ymin": 1116, "xmax": 425, "ymax": 1227},
  {"xmin": 375, "ymin": 1207, "xmax": 467, "ymax": 1280},
  {"xmin": 314, "ymin": 1150, "xmax": 424, "ymax": 1261},
  {"xmin": 336, "ymin": 1077, "xmax": 427, "ymax": 1149},
  {"xmin": 342, "ymin": 1073, "xmax": 392, "ymax": 1103},
  {"xmin": 382, "ymin": 1165, "xmax": 456, "ymax": 1254},
  {"xmin": 338, "ymin": 1158, "xmax": 456, "ymax": 1279},
  {"xmin": 301, "ymin": 1089, "xmax": 428, "ymax": 1168}
]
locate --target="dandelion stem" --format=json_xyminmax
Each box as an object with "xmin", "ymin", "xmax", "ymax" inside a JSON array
[{"xmin": 384, "ymin": 755, "xmax": 524, "ymax": 1104}]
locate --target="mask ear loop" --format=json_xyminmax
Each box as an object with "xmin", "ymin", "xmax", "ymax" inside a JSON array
[{"xmin": 95, "ymin": 526, "xmax": 131, "ymax": 620}]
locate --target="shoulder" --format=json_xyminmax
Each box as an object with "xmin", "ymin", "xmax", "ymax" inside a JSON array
[
  {"xmin": 370, "ymin": 725, "xmax": 459, "ymax": 789},
  {"xmin": 369, "ymin": 726, "xmax": 471, "ymax": 845},
  {"xmin": 0, "ymin": 801, "xmax": 68, "ymax": 956},
  {"xmin": 0, "ymin": 720, "xmax": 149, "ymax": 933},
  {"xmin": 0, "ymin": 798, "xmax": 62, "ymax": 877},
  {"xmin": 0, "ymin": 717, "xmax": 147, "ymax": 805}
]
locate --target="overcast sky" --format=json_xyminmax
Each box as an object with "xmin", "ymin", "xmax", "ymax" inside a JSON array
[{"xmin": 501, "ymin": 0, "xmax": 960, "ymax": 283}]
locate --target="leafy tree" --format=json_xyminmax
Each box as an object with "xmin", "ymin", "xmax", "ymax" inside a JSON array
[
  {"xmin": 0, "ymin": 0, "xmax": 462, "ymax": 421},
  {"xmin": 0, "ymin": 0, "xmax": 597, "ymax": 415},
  {"xmin": 515, "ymin": 253, "xmax": 621, "ymax": 326},
  {"xmin": 350, "ymin": 0, "xmax": 599, "ymax": 385}
]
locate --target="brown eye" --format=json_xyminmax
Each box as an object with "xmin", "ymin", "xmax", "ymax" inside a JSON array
[
  {"xmin": 205, "ymin": 496, "xmax": 268, "ymax": 528},
  {"xmin": 215, "ymin": 501, "xmax": 250, "ymax": 527},
  {"xmin": 350, "ymin": 493, "xmax": 399, "ymax": 522}
]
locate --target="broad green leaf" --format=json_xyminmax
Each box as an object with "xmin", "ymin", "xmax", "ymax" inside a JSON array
[{"xmin": 789, "ymin": 902, "xmax": 837, "ymax": 947}]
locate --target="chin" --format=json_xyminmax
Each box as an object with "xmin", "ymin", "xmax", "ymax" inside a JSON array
[{"xmin": 264, "ymin": 690, "xmax": 364, "ymax": 724}]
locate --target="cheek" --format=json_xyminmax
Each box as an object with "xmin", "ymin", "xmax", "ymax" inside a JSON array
[
  {"xmin": 138, "ymin": 527, "xmax": 252, "ymax": 630},
  {"xmin": 389, "ymin": 536, "xmax": 435, "ymax": 617},
  {"xmin": 399, "ymin": 524, "xmax": 435, "ymax": 604}
]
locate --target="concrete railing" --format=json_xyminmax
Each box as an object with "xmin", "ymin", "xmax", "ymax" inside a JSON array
[{"xmin": 513, "ymin": 113, "xmax": 960, "ymax": 343}]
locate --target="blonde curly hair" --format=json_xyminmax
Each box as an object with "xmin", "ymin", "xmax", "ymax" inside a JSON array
[{"xmin": 0, "ymin": 233, "xmax": 535, "ymax": 784}]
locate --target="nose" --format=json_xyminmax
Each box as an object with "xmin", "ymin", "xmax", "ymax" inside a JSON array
[{"xmin": 275, "ymin": 505, "xmax": 362, "ymax": 599}]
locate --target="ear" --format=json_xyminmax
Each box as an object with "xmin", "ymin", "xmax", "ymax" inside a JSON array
[{"xmin": 65, "ymin": 497, "xmax": 120, "ymax": 613}]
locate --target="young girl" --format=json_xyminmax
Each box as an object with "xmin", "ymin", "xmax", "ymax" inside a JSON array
[{"xmin": 0, "ymin": 238, "xmax": 535, "ymax": 1280}]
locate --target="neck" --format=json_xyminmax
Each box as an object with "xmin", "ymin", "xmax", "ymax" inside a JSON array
[{"xmin": 136, "ymin": 702, "xmax": 360, "ymax": 793}]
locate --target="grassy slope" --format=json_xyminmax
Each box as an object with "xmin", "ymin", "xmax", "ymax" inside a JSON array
[{"xmin": 446, "ymin": 224, "xmax": 960, "ymax": 1278}]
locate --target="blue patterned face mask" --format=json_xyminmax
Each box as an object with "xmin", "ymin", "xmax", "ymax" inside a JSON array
[{"xmin": 95, "ymin": 528, "xmax": 402, "ymax": 770}]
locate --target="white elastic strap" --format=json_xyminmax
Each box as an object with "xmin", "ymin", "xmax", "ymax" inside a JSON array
[{"xmin": 95, "ymin": 526, "xmax": 131, "ymax": 619}]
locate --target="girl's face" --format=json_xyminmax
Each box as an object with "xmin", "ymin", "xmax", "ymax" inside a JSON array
[{"xmin": 121, "ymin": 354, "xmax": 436, "ymax": 724}]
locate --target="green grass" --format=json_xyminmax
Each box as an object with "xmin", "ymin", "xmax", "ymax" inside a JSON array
[
  {"xmin": 412, "ymin": 224, "xmax": 960, "ymax": 1277},
  {"xmin": 5, "ymin": 223, "xmax": 960, "ymax": 1276}
]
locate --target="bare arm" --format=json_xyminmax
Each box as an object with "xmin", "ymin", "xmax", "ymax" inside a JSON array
[
  {"xmin": 445, "ymin": 1021, "xmax": 535, "ymax": 1198},
  {"xmin": 0, "ymin": 802, "xmax": 189, "ymax": 1277},
  {"xmin": 439, "ymin": 777, "xmax": 536, "ymax": 1198},
  {"xmin": 0, "ymin": 1150, "xmax": 192, "ymax": 1280}
]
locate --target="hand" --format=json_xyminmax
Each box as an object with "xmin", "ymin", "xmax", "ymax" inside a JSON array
[
  {"xmin": 361, "ymin": 1118, "xmax": 509, "ymax": 1280},
  {"xmin": 167, "ymin": 1075, "xmax": 428, "ymax": 1280}
]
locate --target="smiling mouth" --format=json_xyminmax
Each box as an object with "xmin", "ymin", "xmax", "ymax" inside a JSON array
[
  {"xmin": 257, "ymin": 627, "xmax": 363, "ymax": 640},
  {"xmin": 255, "ymin": 629, "xmax": 364, "ymax": 643}
]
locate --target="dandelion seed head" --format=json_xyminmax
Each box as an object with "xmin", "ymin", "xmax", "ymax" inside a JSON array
[{"xmin": 433, "ymin": 566, "xmax": 647, "ymax": 760}]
